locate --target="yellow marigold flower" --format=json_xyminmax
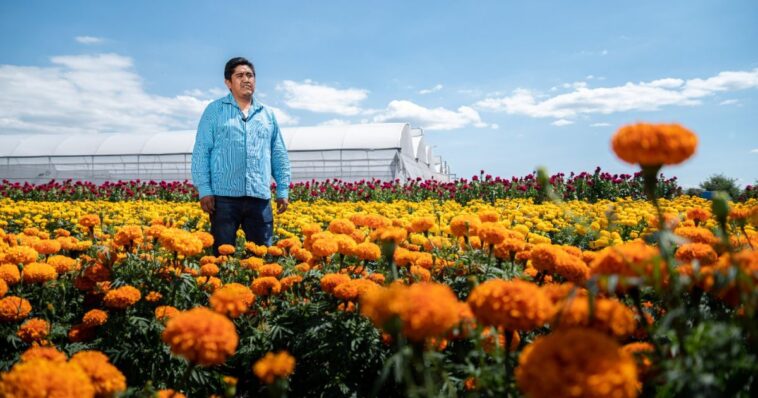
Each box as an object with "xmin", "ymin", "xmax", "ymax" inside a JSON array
[
  {"xmin": 0, "ymin": 296, "xmax": 32, "ymax": 322},
  {"xmin": 361, "ymin": 282, "xmax": 461, "ymax": 342},
  {"xmin": 300, "ymin": 222, "xmax": 323, "ymax": 237},
  {"xmin": 675, "ymin": 242, "xmax": 718, "ymax": 265},
  {"xmin": 79, "ymin": 214, "xmax": 101, "ymax": 228},
  {"xmin": 260, "ymin": 264, "xmax": 283, "ymax": 277},
  {"xmin": 311, "ymin": 238, "xmax": 339, "ymax": 258},
  {"xmin": 253, "ymin": 351, "xmax": 296, "ymax": 384},
  {"xmin": 19, "ymin": 346, "xmax": 67, "ymax": 363},
  {"xmin": 32, "ymin": 239, "xmax": 62, "ymax": 255},
  {"xmin": 162, "ymin": 307, "xmax": 239, "ymax": 366},
  {"xmin": 516, "ymin": 328, "xmax": 638, "ymax": 398},
  {"xmin": 46, "ymin": 255, "xmax": 78, "ymax": 274},
  {"xmin": 0, "ymin": 358, "xmax": 95, "ymax": 398},
  {"xmin": 218, "ymin": 244, "xmax": 236, "ymax": 256},
  {"xmin": 155, "ymin": 306, "xmax": 180, "ymax": 322},
  {"xmin": 70, "ymin": 351, "xmax": 127, "ymax": 397},
  {"xmin": 200, "ymin": 263, "xmax": 220, "ymax": 277},
  {"xmin": 145, "ymin": 291, "xmax": 163, "ymax": 302},
  {"xmin": 210, "ymin": 283, "xmax": 255, "ymax": 318},
  {"xmin": 103, "ymin": 285, "xmax": 141, "ymax": 309},
  {"xmin": 17, "ymin": 317, "xmax": 50, "ymax": 343},
  {"xmin": 450, "ymin": 214, "xmax": 481, "ymax": 237},
  {"xmin": 477, "ymin": 222, "xmax": 508, "ymax": 246},
  {"xmin": 0, "ymin": 279, "xmax": 6, "ymax": 298},
  {"xmin": 251, "ymin": 276, "xmax": 282, "ymax": 296},
  {"xmin": 194, "ymin": 231, "xmax": 214, "ymax": 248},
  {"xmin": 553, "ymin": 296, "xmax": 636, "ymax": 339},
  {"xmin": 157, "ymin": 389, "xmax": 187, "ymax": 398},
  {"xmin": 329, "ymin": 218, "xmax": 356, "ymax": 235},
  {"xmin": 320, "ymin": 273, "xmax": 351, "ymax": 294},
  {"xmin": 0, "ymin": 263, "xmax": 21, "ymax": 285},
  {"xmin": 280, "ymin": 275, "xmax": 304, "ymax": 291},
  {"xmin": 22, "ymin": 262, "xmax": 58, "ymax": 284},
  {"xmin": 409, "ymin": 216, "xmax": 435, "ymax": 233},
  {"xmin": 82, "ymin": 309, "xmax": 109, "ymax": 327},
  {"xmin": 4, "ymin": 246, "xmax": 39, "ymax": 265},
  {"xmin": 353, "ymin": 242, "xmax": 381, "ymax": 261},
  {"xmin": 467, "ymin": 279, "xmax": 553, "ymax": 331},
  {"xmin": 612, "ymin": 122, "xmax": 697, "ymax": 166}
]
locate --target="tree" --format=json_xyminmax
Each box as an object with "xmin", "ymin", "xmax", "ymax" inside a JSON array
[{"xmin": 699, "ymin": 174, "xmax": 741, "ymax": 199}]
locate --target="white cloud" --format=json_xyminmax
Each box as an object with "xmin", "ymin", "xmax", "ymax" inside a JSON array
[
  {"xmin": 551, "ymin": 119, "xmax": 574, "ymax": 126},
  {"xmin": 182, "ymin": 87, "xmax": 227, "ymax": 99},
  {"xmin": 268, "ymin": 106, "xmax": 299, "ymax": 126},
  {"xmin": 277, "ymin": 80, "xmax": 368, "ymax": 115},
  {"xmin": 319, "ymin": 118, "xmax": 352, "ymax": 126},
  {"xmin": 591, "ymin": 122, "xmax": 611, "ymax": 127},
  {"xmin": 419, "ymin": 84, "xmax": 443, "ymax": 95},
  {"xmin": 475, "ymin": 68, "xmax": 758, "ymax": 121},
  {"xmin": 0, "ymin": 53, "xmax": 210, "ymax": 135},
  {"xmin": 751, "ymin": 148, "xmax": 758, "ymax": 154},
  {"xmin": 75, "ymin": 36, "xmax": 104, "ymax": 45},
  {"xmin": 373, "ymin": 100, "xmax": 491, "ymax": 131},
  {"xmin": 719, "ymin": 99, "xmax": 739, "ymax": 106}
]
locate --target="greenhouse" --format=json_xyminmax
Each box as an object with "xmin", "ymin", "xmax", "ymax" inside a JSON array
[{"xmin": 0, "ymin": 123, "xmax": 451, "ymax": 184}]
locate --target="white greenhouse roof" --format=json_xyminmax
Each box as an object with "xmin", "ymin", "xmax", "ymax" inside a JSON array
[{"xmin": 0, "ymin": 123, "xmax": 417, "ymax": 158}]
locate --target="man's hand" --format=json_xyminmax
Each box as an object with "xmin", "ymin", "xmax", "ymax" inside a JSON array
[
  {"xmin": 276, "ymin": 198, "xmax": 289, "ymax": 214},
  {"xmin": 200, "ymin": 195, "xmax": 215, "ymax": 215}
]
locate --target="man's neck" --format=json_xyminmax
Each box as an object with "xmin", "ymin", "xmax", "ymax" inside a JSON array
[{"xmin": 233, "ymin": 94, "xmax": 253, "ymax": 111}]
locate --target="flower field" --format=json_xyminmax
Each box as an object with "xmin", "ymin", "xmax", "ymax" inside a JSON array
[{"xmin": 1, "ymin": 123, "xmax": 757, "ymax": 397}]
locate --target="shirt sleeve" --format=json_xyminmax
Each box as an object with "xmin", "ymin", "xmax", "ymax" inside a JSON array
[
  {"xmin": 191, "ymin": 103, "xmax": 216, "ymax": 199},
  {"xmin": 270, "ymin": 112, "xmax": 291, "ymax": 199}
]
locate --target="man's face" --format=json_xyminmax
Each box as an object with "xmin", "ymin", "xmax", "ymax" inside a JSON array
[{"xmin": 225, "ymin": 65, "xmax": 255, "ymax": 98}]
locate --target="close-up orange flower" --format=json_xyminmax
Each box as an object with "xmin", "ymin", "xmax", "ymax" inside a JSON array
[
  {"xmin": 16, "ymin": 317, "xmax": 50, "ymax": 343},
  {"xmin": 612, "ymin": 122, "xmax": 697, "ymax": 166},
  {"xmin": 210, "ymin": 282, "xmax": 255, "ymax": 318},
  {"xmin": 253, "ymin": 351, "xmax": 296, "ymax": 384},
  {"xmin": 0, "ymin": 296, "xmax": 32, "ymax": 322},
  {"xmin": 467, "ymin": 279, "xmax": 553, "ymax": 331},
  {"xmin": 103, "ymin": 285, "xmax": 142, "ymax": 309},
  {"xmin": 161, "ymin": 307, "xmax": 239, "ymax": 366},
  {"xmin": 70, "ymin": 350, "xmax": 127, "ymax": 397}
]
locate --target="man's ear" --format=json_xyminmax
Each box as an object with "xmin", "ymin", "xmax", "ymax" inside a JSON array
[{"xmin": 224, "ymin": 79, "xmax": 232, "ymax": 90}]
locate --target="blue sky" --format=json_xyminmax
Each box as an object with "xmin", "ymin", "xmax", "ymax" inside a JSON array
[{"xmin": 1, "ymin": 1, "xmax": 756, "ymax": 187}]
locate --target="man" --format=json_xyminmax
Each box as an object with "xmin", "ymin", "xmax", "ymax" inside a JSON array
[{"xmin": 191, "ymin": 57, "xmax": 291, "ymax": 255}]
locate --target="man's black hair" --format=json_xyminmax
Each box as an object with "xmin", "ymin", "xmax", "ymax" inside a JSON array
[{"xmin": 224, "ymin": 57, "xmax": 255, "ymax": 81}]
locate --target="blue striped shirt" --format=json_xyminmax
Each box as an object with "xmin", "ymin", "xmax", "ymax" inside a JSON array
[{"xmin": 191, "ymin": 93, "xmax": 291, "ymax": 200}]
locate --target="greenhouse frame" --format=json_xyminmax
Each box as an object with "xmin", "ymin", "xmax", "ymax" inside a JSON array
[{"xmin": 0, "ymin": 123, "xmax": 451, "ymax": 184}]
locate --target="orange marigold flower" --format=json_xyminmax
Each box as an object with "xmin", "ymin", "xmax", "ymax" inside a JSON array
[
  {"xmin": 70, "ymin": 350, "xmax": 127, "ymax": 397},
  {"xmin": 449, "ymin": 214, "xmax": 481, "ymax": 237},
  {"xmin": 320, "ymin": 273, "xmax": 351, "ymax": 293},
  {"xmin": 478, "ymin": 210, "xmax": 499, "ymax": 223},
  {"xmin": 195, "ymin": 276, "xmax": 223, "ymax": 292},
  {"xmin": 493, "ymin": 238, "xmax": 527, "ymax": 260},
  {"xmin": 194, "ymin": 231, "xmax": 215, "ymax": 248},
  {"xmin": 410, "ymin": 265, "xmax": 431, "ymax": 282},
  {"xmin": 210, "ymin": 283, "xmax": 255, "ymax": 318},
  {"xmin": 32, "ymin": 239, "xmax": 62, "ymax": 255},
  {"xmin": 280, "ymin": 275, "xmax": 304, "ymax": 291},
  {"xmin": 621, "ymin": 342, "xmax": 655, "ymax": 379},
  {"xmin": 103, "ymin": 285, "xmax": 141, "ymax": 309},
  {"xmin": 159, "ymin": 229, "xmax": 204, "ymax": 257},
  {"xmin": 0, "ymin": 358, "xmax": 95, "ymax": 398},
  {"xmin": 251, "ymin": 276, "xmax": 282, "ymax": 296},
  {"xmin": 353, "ymin": 242, "xmax": 381, "ymax": 261},
  {"xmin": 328, "ymin": 219, "xmax": 356, "ymax": 235},
  {"xmin": 162, "ymin": 307, "xmax": 239, "ymax": 366},
  {"xmin": 17, "ymin": 317, "xmax": 50, "ymax": 343},
  {"xmin": 530, "ymin": 244, "xmax": 589, "ymax": 284},
  {"xmin": 0, "ymin": 296, "xmax": 32, "ymax": 322},
  {"xmin": 266, "ymin": 246, "xmax": 284, "ymax": 257},
  {"xmin": 467, "ymin": 279, "xmax": 553, "ymax": 331},
  {"xmin": 674, "ymin": 226, "xmax": 717, "ymax": 244},
  {"xmin": 686, "ymin": 207, "xmax": 711, "ymax": 224},
  {"xmin": 361, "ymin": 282, "xmax": 461, "ymax": 342},
  {"xmin": 332, "ymin": 279, "xmax": 379, "ymax": 301},
  {"xmin": 409, "ymin": 217, "xmax": 435, "ymax": 233},
  {"xmin": 82, "ymin": 309, "xmax": 109, "ymax": 327},
  {"xmin": 22, "ymin": 262, "xmax": 58, "ymax": 284},
  {"xmin": 79, "ymin": 214, "xmax": 101, "ymax": 228},
  {"xmin": 47, "ymin": 255, "xmax": 78, "ymax": 274},
  {"xmin": 541, "ymin": 282, "xmax": 585, "ymax": 304},
  {"xmin": 553, "ymin": 296, "xmax": 636, "ymax": 339},
  {"xmin": 200, "ymin": 263, "xmax": 220, "ymax": 277},
  {"xmin": 157, "ymin": 389, "xmax": 187, "ymax": 398},
  {"xmin": 218, "ymin": 244, "xmax": 236, "ymax": 256},
  {"xmin": 19, "ymin": 346, "xmax": 67, "ymax": 363},
  {"xmin": 4, "ymin": 246, "xmax": 38, "ymax": 265},
  {"xmin": 259, "ymin": 264, "xmax": 283, "ymax": 277},
  {"xmin": 516, "ymin": 328, "xmax": 638, "ymax": 398},
  {"xmin": 300, "ymin": 222, "xmax": 323, "ymax": 237},
  {"xmin": 590, "ymin": 241, "xmax": 664, "ymax": 282},
  {"xmin": 477, "ymin": 222, "xmax": 508, "ymax": 246},
  {"xmin": 155, "ymin": 306, "xmax": 180, "ymax": 322},
  {"xmin": 612, "ymin": 122, "xmax": 697, "ymax": 166},
  {"xmin": 145, "ymin": 291, "xmax": 163, "ymax": 302},
  {"xmin": 253, "ymin": 351, "xmax": 296, "ymax": 384},
  {"xmin": 0, "ymin": 279, "xmax": 7, "ymax": 298},
  {"xmin": 367, "ymin": 273, "xmax": 385, "ymax": 285},
  {"xmin": 675, "ymin": 242, "xmax": 718, "ymax": 266},
  {"xmin": 114, "ymin": 225, "xmax": 144, "ymax": 248},
  {"xmin": 371, "ymin": 226, "xmax": 408, "ymax": 244},
  {"xmin": 0, "ymin": 263, "xmax": 21, "ymax": 285},
  {"xmin": 310, "ymin": 238, "xmax": 339, "ymax": 258},
  {"xmin": 240, "ymin": 256, "xmax": 264, "ymax": 271},
  {"xmin": 276, "ymin": 237, "xmax": 301, "ymax": 250}
]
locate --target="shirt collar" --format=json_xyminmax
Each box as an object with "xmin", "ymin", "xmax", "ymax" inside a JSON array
[{"xmin": 222, "ymin": 92, "xmax": 263, "ymax": 112}]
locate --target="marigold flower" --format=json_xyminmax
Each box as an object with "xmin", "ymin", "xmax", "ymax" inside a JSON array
[
  {"xmin": 310, "ymin": 238, "xmax": 339, "ymax": 258},
  {"xmin": 328, "ymin": 218, "xmax": 356, "ymax": 235},
  {"xmin": 0, "ymin": 279, "xmax": 7, "ymax": 298},
  {"xmin": 409, "ymin": 217, "xmax": 435, "ymax": 233},
  {"xmin": 674, "ymin": 226, "xmax": 717, "ymax": 244},
  {"xmin": 159, "ymin": 229, "xmax": 204, "ymax": 257},
  {"xmin": 251, "ymin": 276, "xmax": 282, "ymax": 296},
  {"xmin": 590, "ymin": 241, "xmax": 664, "ymax": 284},
  {"xmin": 371, "ymin": 226, "xmax": 408, "ymax": 244},
  {"xmin": 32, "ymin": 239, "xmax": 62, "ymax": 255},
  {"xmin": 103, "ymin": 285, "xmax": 141, "ymax": 309},
  {"xmin": 410, "ymin": 265, "xmax": 431, "ymax": 282},
  {"xmin": 478, "ymin": 222, "xmax": 509, "ymax": 246},
  {"xmin": 530, "ymin": 244, "xmax": 589, "ymax": 284},
  {"xmin": 162, "ymin": 307, "xmax": 238, "ymax": 366},
  {"xmin": 0, "ymin": 358, "xmax": 96, "ymax": 398},
  {"xmin": 79, "ymin": 214, "xmax": 101, "ymax": 228},
  {"xmin": 195, "ymin": 276, "xmax": 222, "ymax": 292},
  {"xmin": 449, "ymin": 214, "xmax": 481, "ymax": 237},
  {"xmin": 19, "ymin": 346, "xmax": 67, "ymax": 363},
  {"xmin": 260, "ymin": 264, "xmax": 283, "ymax": 277},
  {"xmin": 280, "ymin": 275, "xmax": 304, "ymax": 291},
  {"xmin": 4, "ymin": 246, "xmax": 39, "ymax": 265},
  {"xmin": 22, "ymin": 262, "xmax": 58, "ymax": 284},
  {"xmin": 553, "ymin": 296, "xmax": 636, "ymax": 339},
  {"xmin": 352, "ymin": 242, "xmax": 381, "ymax": 262},
  {"xmin": 47, "ymin": 255, "xmax": 78, "ymax": 274},
  {"xmin": 210, "ymin": 283, "xmax": 255, "ymax": 318},
  {"xmin": 17, "ymin": 317, "xmax": 50, "ymax": 343},
  {"xmin": 467, "ymin": 279, "xmax": 553, "ymax": 330},
  {"xmin": 253, "ymin": 351, "xmax": 296, "ymax": 384},
  {"xmin": 612, "ymin": 122, "xmax": 697, "ymax": 166},
  {"xmin": 114, "ymin": 225, "xmax": 144, "ymax": 248},
  {"xmin": 332, "ymin": 278, "xmax": 379, "ymax": 301},
  {"xmin": 218, "ymin": 244, "xmax": 236, "ymax": 256},
  {"xmin": 82, "ymin": 309, "xmax": 109, "ymax": 327},
  {"xmin": 516, "ymin": 328, "xmax": 638, "ymax": 398},
  {"xmin": 367, "ymin": 273, "xmax": 386, "ymax": 285},
  {"xmin": 320, "ymin": 273, "xmax": 351, "ymax": 293},
  {"xmin": 70, "ymin": 351, "xmax": 127, "ymax": 397},
  {"xmin": 0, "ymin": 263, "xmax": 21, "ymax": 285},
  {"xmin": 200, "ymin": 263, "xmax": 220, "ymax": 277},
  {"xmin": 157, "ymin": 389, "xmax": 187, "ymax": 398},
  {"xmin": 686, "ymin": 207, "xmax": 711, "ymax": 225},
  {"xmin": 675, "ymin": 242, "xmax": 718, "ymax": 266},
  {"xmin": 0, "ymin": 296, "xmax": 32, "ymax": 322},
  {"xmin": 145, "ymin": 291, "xmax": 163, "ymax": 302},
  {"xmin": 155, "ymin": 305, "xmax": 180, "ymax": 322},
  {"xmin": 194, "ymin": 231, "xmax": 214, "ymax": 248}
]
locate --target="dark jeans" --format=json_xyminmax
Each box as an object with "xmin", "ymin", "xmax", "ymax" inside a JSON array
[{"xmin": 211, "ymin": 196, "xmax": 273, "ymax": 255}]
